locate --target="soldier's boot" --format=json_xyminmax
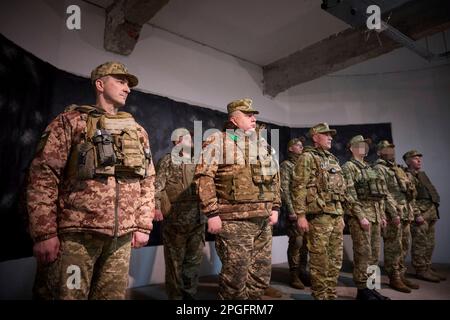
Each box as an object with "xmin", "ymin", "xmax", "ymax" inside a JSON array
[
  {"xmin": 298, "ymin": 268, "xmax": 311, "ymax": 287},
  {"xmin": 370, "ymin": 289, "xmax": 391, "ymax": 300},
  {"xmin": 356, "ymin": 288, "xmax": 378, "ymax": 300},
  {"xmin": 388, "ymin": 276, "xmax": 411, "ymax": 293},
  {"xmin": 289, "ymin": 271, "xmax": 305, "ymax": 289},
  {"xmin": 401, "ymin": 275, "xmax": 420, "ymax": 289},
  {"xmin": 264, "ymin": 286, "xmax": 283, "ymax": 298},
  {"xmin": 416, "ymin": 270, "xmax": 440, "ymax": 283},
  {"xmin": 430, "ymin": 268, "xmax": 447, "ymax": 281}
]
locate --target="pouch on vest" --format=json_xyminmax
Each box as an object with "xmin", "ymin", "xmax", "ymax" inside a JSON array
[
  {"xmin": 92, "ymin": 129, "xmax": 116, "ymax": 166},
  {"xmin": 99, "ymin": 114, "xmax": 146, "ymax": 178},
  {"xmin": 77, "ymin": 141, "xmax": 96, "ymax": 180}
]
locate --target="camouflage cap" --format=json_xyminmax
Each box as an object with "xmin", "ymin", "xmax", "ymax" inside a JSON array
[
  {"xmin": 91, "ymin": 61, "xmax": 138, "ymax": 88},
  {"xmin": 308, "ymin": 122, "xmax": 337, "ymax": 137},
  {"xmin": 377, "ymin": 140, "xmax": 395, "ymax": 151},
  {"xmin": 347, "ymin": 135, "xmax": 371, "ymax": 148},
  {"xmin": 227, "ymin": 98, "xmax": 259, "ymax": 114},
  {"xmin": 403, "ymin": 149, "xmax": 423, "ymax": 161}
]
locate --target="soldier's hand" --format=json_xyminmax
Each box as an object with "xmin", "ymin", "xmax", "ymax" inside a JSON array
[
  {"xmin": 154, "ymin": 209, "xmax": 164, "ymax": 221},
  {"xmin": 391, "ymin": 216, "xmax": 401, "ymax": 226},
  {"xmin": 415, "ymin": 216, "xmax": 425, "ymax": 225},
  {"xmin": 33, "ymin": 236, "xmax": 60, "ymax": 265},
  {"xmin": 207, "ymin": 216, "xmax": 222, "ymax": 234},
  {"xmin": 297, "ymin": 216, "xmax": 309, "ymax": 233},
  {"xmin": 381, "ymin": 218, "xmax": 387, "ymax": 229},
  {"xmin": 359, "ymin": 217, "xmax": 370, "ymax": 231},
  {"xmin": 131, "ymin": 231, "xmax": 149, "ymax": 248},
  {"xmin": 268, "ymin": 210, "xmax": 279, "ymax": 226}
]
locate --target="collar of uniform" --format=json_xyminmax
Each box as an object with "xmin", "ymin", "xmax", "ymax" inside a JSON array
[
  {"xmin": 351, "ymin": 157, "xmax": 368, "ymax": 167},
  {"xmin": 406, "ymin": 167, "xmax": 419, "ymax": 176},
  {"xmin": 288, "ymin": 151, "xmax": 301, "ymax": 162},
  {"xmin": 376, "ymin": 158, "xmax": 395, "ymax": 167},
  {"xmin": 386, "ymin": 160, "xmax": 397, "ymax": 167},
  {"xmin": 314, "ymin": 146, "xmax": 330, "ymax": 157}
]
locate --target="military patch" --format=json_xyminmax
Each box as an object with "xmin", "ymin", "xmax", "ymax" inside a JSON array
[{"xmin": 35, "ymin": 131, "xmax": 50, "ymax": 154}]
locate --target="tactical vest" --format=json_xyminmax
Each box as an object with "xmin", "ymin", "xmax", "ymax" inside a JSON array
[
  {"xmin": 351, "ymin": 159, "xmax": 387, "ymax": 200},
  {"xmin": 214, "ymin": 133, "xmax": 276, "ymax": 203},
  {"xmin": 165, "ymin": 162, "xmax": 198, "ymax": 203},
  {"xmin": 308, "ymin": 149, "xmax": 346, "ymax": 204},
  {"xmin": 391, "ymin": 165, "xmax": 416, "ymax": 201},
  {"xmin": 416, "ymin": 171, "xmax": 440, "ymax": 203},
  {"xmin": 66, "ymin": 105, "xmax": 150, "ymax": 180}
]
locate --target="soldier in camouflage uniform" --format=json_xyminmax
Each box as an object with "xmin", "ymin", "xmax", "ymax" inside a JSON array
[
  {"xmin": 280, "ymin": 137, "xmax": 310, "ymax": 289},
  {"xmin": 194, "ymin": 98, "xmax": 281, "ymax": 300},
  {"xmin": 403, "ymin": 150, "xmax": 444, "ymax": 282},
  {"xmin": 27, "ymin": 62, "xmax": 155, "ymax": 299},
  {"xmin": 342, "ymin": 135, "xmax": 389, "ymax": 300},
  {"xmin": 154, "ymin": 128, "xmax": 206, "ymax": 299},
  {"xmin": 373, "ymin": 141, "xmax": 419, "ymax": 293},
  {"xmin": 291, "ymin": 123, "xmax": 362, "ymax": 300}
]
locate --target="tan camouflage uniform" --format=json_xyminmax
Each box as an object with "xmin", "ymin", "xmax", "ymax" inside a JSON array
[
  {"xmin": 342, "ymin": 158, "xmax": 386, "ymax": 289},
  {"xmin": 280, "ymin": 152, "xmax": 308, "ymax": 280},
  {"xmin": 27, "ymin": 63, "xmax": 155, "ymax": 300},
  {"xmin": 292, "ymin": 138, "xmax": 361, "ymax": 300},
  {"xmin": 155, "ymin": 153, "xmax": 206, "ymax": 300},
  {"xmin": 194, "ymin": 106, "xmax": 281, "ymax": 300},
  {"xmin": 373, "ymin": 159, "xmax": 415, "ymax": 281}
]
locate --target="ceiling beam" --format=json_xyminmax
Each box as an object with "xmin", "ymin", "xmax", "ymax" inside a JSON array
[
  {"xmin": 104, "ymin": 0, "xmax": 169, "ymax": 55},
  {"xmin": 263, "ymin": 0, "xmax": 450, "ymax": 97}
]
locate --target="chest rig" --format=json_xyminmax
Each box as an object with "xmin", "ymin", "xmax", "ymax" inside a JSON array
[{"xmin": 66, "ymin": 105, "xmax": 150, "ymax": 180}]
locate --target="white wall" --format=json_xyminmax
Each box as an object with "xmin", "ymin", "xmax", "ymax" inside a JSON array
[
  {"xmin": 1, "ymin": 0, "xmax": 449, "ymax": 300},
  {"xmin": 283, "ymin": 34, "xmax": 450, "ymax": 264},
  {"xmin": 0, "ymin": 0, "xmax": 291, "ymax": 125}
]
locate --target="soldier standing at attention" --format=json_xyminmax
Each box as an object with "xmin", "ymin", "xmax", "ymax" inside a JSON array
[
  {"xmin": 403, "ymin": 150, "xmax": 444, "ymax": 282},
  {"xmin": 194, "ymin": 98, "xmax": 281, "ymax": 300},
  {"xmin": 373, "ymin": 141, "xmax": 419, "ymax": 293},
  {"xmin": 27, "ymin": 62, "xmax": 155, "ymax": 299},
  {"xmin": 154, "ymin": 128, "xmax": 206, "ymax": 299},
  {"xmin": 291, "ymin": 123, "xmax": 362, "ymax": 300},
  {"xmin": 342, "ymin": 135, "xmax": 389, "ymax": 300},
  {"xmin": 280, "ymin": 137, "xmax": 310, "ymax": 289}
]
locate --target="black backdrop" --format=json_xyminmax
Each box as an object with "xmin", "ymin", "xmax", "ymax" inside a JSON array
[{"xmin": 0, "ymin": 34, "xmax": 392, "ymax": 262}]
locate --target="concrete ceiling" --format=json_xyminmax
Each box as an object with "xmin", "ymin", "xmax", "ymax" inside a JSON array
[{"xmin": 85, "ymin": 0, "xmax": 349, "ymax": 65}]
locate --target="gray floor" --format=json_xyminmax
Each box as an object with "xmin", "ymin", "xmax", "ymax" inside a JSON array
[{"xmin": 127, "ymin": 262, "xmax": 450, "ymax": 300}]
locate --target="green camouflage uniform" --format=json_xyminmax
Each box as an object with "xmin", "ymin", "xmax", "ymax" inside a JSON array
[
  {"xmin": 280, "ymin": 152, "xmax": 308, "ymax": 275},
  {"xmin": 194, "ymin": 107, "xmax": 281, "ymax": 300},
  {"xmin": 292, "ymin": 145, "xmax": 361, "ymax": 300},
  {"xmin": 407, "ymin": 169, "xmax": 440, "ymax": 273},
  {"xmin": 155, "ymin": 153, "xmax": 206, "ymax": 300},
  {"xmin": 373, "ymin": 159, "xmax": 416, "ymax": 279},
  {"xmin": 342, "ymin": 158, "xmax": 387, "ymax": 289}
]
